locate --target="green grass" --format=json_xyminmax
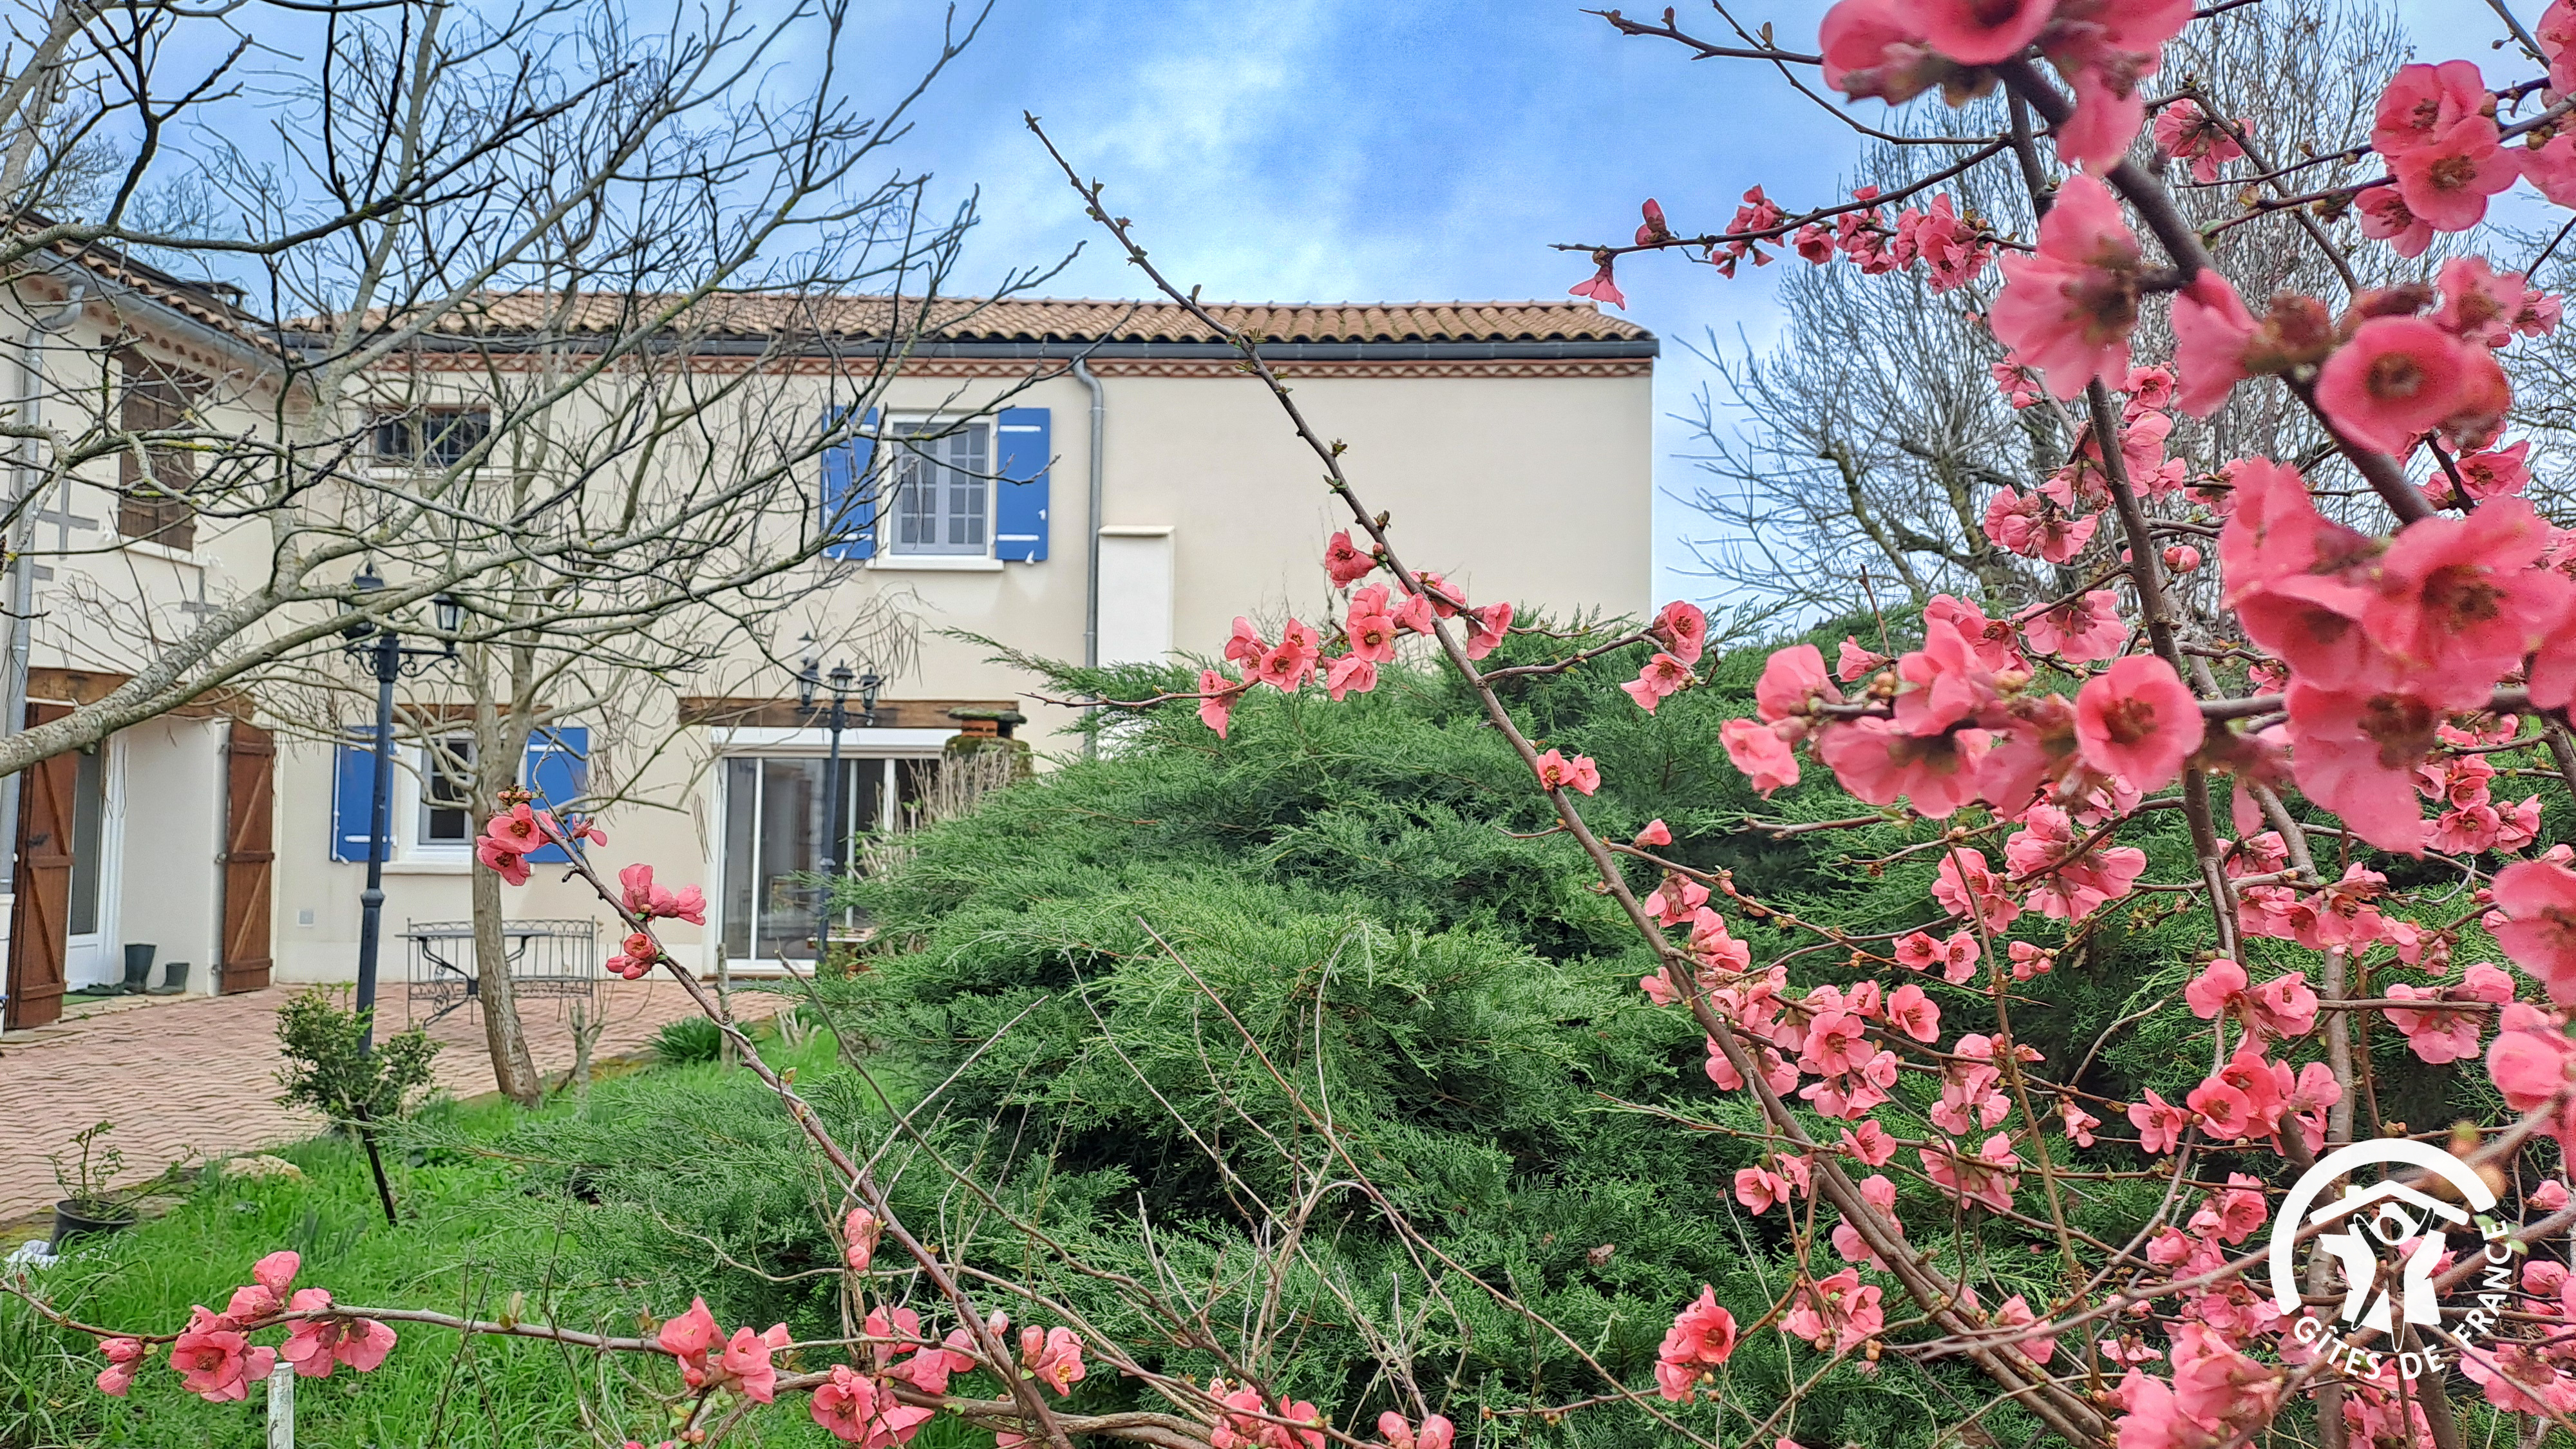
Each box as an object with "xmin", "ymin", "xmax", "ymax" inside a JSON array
[{"xmin": 0, "ymin": 1023, "xmax": 987, "ymax": 1449}]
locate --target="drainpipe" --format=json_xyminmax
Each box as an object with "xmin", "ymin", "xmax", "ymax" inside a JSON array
[
  {"xmin": 0, "ymin": 280, "xmax": 88, "ymax": 902},
  {"xmin": 1074, "ymin": 359, "xmax": 1105, "ymax": 759}
]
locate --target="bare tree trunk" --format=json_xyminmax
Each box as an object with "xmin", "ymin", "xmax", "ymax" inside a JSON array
[{"xmin": 471, "ymin": 674, "xmax": 543, "ymax": 1106}]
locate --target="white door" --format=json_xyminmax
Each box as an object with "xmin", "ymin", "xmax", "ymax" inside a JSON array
[{"xmin": 62, "ymin": 741, "xmax": 118, "ymax": 989}]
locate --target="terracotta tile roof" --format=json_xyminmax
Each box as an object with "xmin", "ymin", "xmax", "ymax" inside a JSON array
[{"xmin": 294, "ymin": 293, "xmax": 1653, "ymax": 345}]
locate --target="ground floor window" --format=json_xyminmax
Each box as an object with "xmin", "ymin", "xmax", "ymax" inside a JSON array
[{"xmin": 717, "ymin": 756, "xmax": 927, "ymax": 962}]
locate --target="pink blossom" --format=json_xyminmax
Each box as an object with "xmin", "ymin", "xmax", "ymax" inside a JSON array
[
  {"xmin": 2170, "ymin": 269, "xmax": 2257, "ymax": 416},
  {"xmin": 2386, "ymin": 963, "xmax": 2515, "ymax": 1063},
  {"xmin": 1635, "ymin": 819, "xmax": 1672, "ymax": 848},
  {"xmin": 1656, "ymin": 1284, "xmax": 1740, "ymax": 1399},
  {"xmin": 1651, "ymin": 600, "xmax": 1708, "ymax": 663},
  {"xmin": 172, "ymin": 1305, "xmax": 275, "ymax": 1403},
  {"xmin": 1568, "ymin": 260, "xmax": 1625, "ymax": 310},
  {"xmin": 2363, "ymin": 498, "xmax": 2570, "ymax": 687},
  {"xmin": 2019, "ymin": 590, "xmax": 2126, "ymax": 661},
  {"xmin": 811, "ymin": 1364, "xmax": 938, "ymax": 1448},
  {"xmin": 2128, "ymin": 1089, "xmax": 2191, "ymax": 1154},
  {"xmin": 2314, "ymin": 315, "xmax": 2472, "ymax": 456},
  {"xmin": 1914, "ymin": 0, "xmax": 2049, "ymax": 64},
  {"xmin": 1324, "ymin": 654, "xmax": 1379, "ymax": 702},
  {"xmin": 1814, "ymin": 717, "xmax": 1989, "ymax": 818},
  {"xmin": 1836, "ymin": 635, "xmax": 1889, "ymax": 681},
  {"xmin": 1819, "ymin": 0, "xmax": 1943, "ymax": 104},
  {"xmin": 94, "ymin": 1338, "xmax": 144, "ymax": 1397},
  {"xmin": 1533, "ymin": 748, "xmax": 1601, "ymax": 796},
  {"xmin": 1463, "ymin": 601, "xmax": 1513, "ymax": 660},
  {"xmin": 2073, "ymin": 654, "xmax": 2203, "ymax": 791},
  {"xmin": 1782, "ymin": 1268, "xmax": 1884, "ymax": 1354},
  {"xmin": 718, "ymin": 1323, "xmax": 793, "ymax": 1403},
  {"xmin": 2284, "ymin": 682, "xmax": 2443, "ymax": 853},
  {"xmin": 844, "ymin": 1207, "xmax": 882, "ymax": 1273},
  {"xmin": 2154, "ymin": 100, "xmax": 2248, "ymax": 182},
  {"xmin": 279, "ymin": 1288, "xmax": 397, "ymax": 1378},
  {"xmin": 1722, "ymin": 720, "xmax": 1800, "ymax": 793},
  {"xmin": 2496, "ymin": 859, "xmax": 2576, "ymax": 1003},
  {"xmin": 1622, "ymin": 652, "xmax": 1694, "ymax": 712},
  {"xmin": 1933, "ymin": 848, "xmax": 2021, "ymax": 931},
  {"xmin": 2373, "ymin": 61, "xmax": 2492, "ymax": 157},
  {"xmin": 620, "ymin": 863, "xmax": 708, "ymax": 926},
  {"xmin": 1921, "ymin": 1133, "xmax": 2020, "ymax": 1213},
  {"xmin": 1197, "ymin": 670, "xmax": 1245, "ymax": 738},
  {"xmin": 1753, "ymin": 643, "xmax": 1836, "ymax": 723},
  {"xmin": 1988, "ymin": 175, "xmax": 2143, "ymax": 400},
  {"xmin": 1344, "ymin": 607, "xmax": 1398, "ymax": 665},
  {"xmin": 2356, "ymin": 184, "xmax": 2435, "ymax": 257},
  {"xmin": 1982, "ymin": 487, "xmax": 2099, "ymax": 563},
  {"xmin": 1885, "ymin": 982, "xmax": 1940, "ymax": 1041},
  {"xmin": 1380, "ymin": 1415, "xmax": 1457, "ymax": 1449},
  {"xmin": 2392, "ymin": 118, "xmax": 2515, "ymax": 231},
  {"xmin": 658, "ymin": 1298, "xmax": 724, "ymax": 1389},
  {"xmin": 1323, "ymin": 530, "xmax": 1374, "ymax": 587},
  {"xmin": 1028, "ymin": 1326, "xmax": 1086, "ymax": 1395}
]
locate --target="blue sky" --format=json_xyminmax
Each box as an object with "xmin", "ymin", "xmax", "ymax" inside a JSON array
[
  {"xmin": 164, "ymin": 0, "xmax": 2535, "ymax": 604},
  {"xmin": 824, "ymin": 0, "xmax": 2535, "ymax": 608}
]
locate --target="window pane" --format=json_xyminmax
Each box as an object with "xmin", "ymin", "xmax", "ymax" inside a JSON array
[
  {"xmin": 720, "ymin": 759, "xmax": 757, "ymax": 960},
  {"xmin": 421, "ymin": 739, "xmax": 474, "ymax": 844},
  {"xmin": 67, "ymin": 747, "xmax": 103, "ymax": 938},
  {"xmin": 755, "ymin": 759, "xmax": 822, "ymax": 960}
]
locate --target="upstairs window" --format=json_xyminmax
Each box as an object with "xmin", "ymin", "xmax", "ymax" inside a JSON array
[
  {"xmin": 117, "ymin": 353, "xmax": 202, "ymax": 551},
  {"xmin": 887, "ymin": 422, "xmax": 988, "ymax": 556},
  {"xmin": 373, "ymin": 408, "xmax": 491, "ymax": 470}
]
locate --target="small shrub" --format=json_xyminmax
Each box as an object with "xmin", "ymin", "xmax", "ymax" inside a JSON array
[
  {"xmin": 651, "ymin": 1014, "xmax": 724, "ymax": 1065},
  {"xmin": 274, "ymin": 987, "xmax": 441, "ymax": 1125}
]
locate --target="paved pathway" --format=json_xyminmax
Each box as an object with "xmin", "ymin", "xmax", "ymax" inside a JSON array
[{"xmin": 0, "ymin": 980, "xmax": 779, "ymax": 1222}]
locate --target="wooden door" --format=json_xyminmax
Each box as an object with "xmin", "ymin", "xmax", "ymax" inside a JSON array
[
  {"xmin": 5, "ymin": 703, "xmax": 75, "ymax": 1029},
  {"xmin": 219, "ymin": 721, "xmax": 274, "ymax": 994}
]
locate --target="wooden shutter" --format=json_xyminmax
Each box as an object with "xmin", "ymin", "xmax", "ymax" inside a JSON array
[
  {"xmin": 116, "ymin": 352, "xmax": 200, "ymax": 551},
  {"xmin": 219, "ymin": 721, "xmax": 275, "ymax": 994},
  {"xmin": 4, "ymin": 703, "xmax": 75, "ymax": 1029},
  {"xmin": 820, "ymin": 406, "xmax": 879, "ymax": 560},
  {"xmin": 994, "ymin": 406, "xmax": 1050, "ymax": 562}
]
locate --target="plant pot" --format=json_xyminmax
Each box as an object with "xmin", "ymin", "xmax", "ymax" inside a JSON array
[{"xmin": 50, "ymin": 1198, "xmax": 136, "ymax": 1251}]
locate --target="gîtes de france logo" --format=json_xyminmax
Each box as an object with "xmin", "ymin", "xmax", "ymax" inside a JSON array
[{"xmin": 2268, "ymin": 1141, "xmax": 2515, "ymax": 1383}]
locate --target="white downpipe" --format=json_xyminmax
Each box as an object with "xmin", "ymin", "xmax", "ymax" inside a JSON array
[{"xmin": 1074, "ymin": 359, "xmax": 1106, "ymax": 759}]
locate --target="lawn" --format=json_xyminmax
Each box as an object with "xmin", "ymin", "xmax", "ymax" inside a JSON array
[{"xmin": 0, "ymin": 1012, "xmax": 991, "ymax": 1449}]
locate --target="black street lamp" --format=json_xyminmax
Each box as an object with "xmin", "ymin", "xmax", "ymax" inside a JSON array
[
  {"xmin": 797, "ymin": 650, "xmax": 884, "ymax": 887},
  {"xmin": 343, "ymin": 571, "xmax": 461, "ymax": 1051}
]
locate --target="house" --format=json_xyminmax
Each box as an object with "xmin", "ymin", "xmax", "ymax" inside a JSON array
[{"xmin": 0, "ymin": 287, "xmax": 1655, "ymax": 1023}]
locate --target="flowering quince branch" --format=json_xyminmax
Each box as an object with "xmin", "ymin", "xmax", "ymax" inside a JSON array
[
  {"xmin": 1016, "ymin": 2, "xmax": 2576, "ymax": 1443},
  {"xmin": 1028, "ymin": 130, "xmax": 2121, "ymax": 1449}
]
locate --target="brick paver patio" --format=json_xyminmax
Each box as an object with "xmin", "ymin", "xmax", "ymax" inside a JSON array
[{"xmin": 0, "ymin": 979, "xmax": 779, "ymax": 1223}]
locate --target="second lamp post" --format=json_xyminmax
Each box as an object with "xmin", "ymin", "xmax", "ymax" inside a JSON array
[{"xmin": 344, "ymin": 572, "xmax": 462, "ymax": 1050}]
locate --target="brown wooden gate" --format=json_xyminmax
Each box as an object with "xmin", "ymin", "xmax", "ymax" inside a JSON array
[
  {"xmin": 219, "ymin": 721, "xmax": 274, "ymax": 995},
  {"xmin": 5, "ymin": 703, "xmax": 75, "ymax": 1029}
]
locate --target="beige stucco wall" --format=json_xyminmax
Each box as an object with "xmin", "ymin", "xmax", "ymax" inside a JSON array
[
  {"xmin": 264, "ymin": 358, "xmax": 1652, "ymax": 983},
  {"xmin": 0, "ymin": 310, "xmax": 1650, "ymax": 992}
]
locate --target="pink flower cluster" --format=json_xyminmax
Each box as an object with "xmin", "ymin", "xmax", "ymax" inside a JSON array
[
  {"xmin": 104, "ymin": 1251, "xmax": 395, "ymax": 1403},
  {"xmin": 1652, "ymin": 1286, "xmax": 1739, "ymax": 1400},
  {"xmin": 1195, "ymin": 553, "xmax": 1520, "ymax": 735}
]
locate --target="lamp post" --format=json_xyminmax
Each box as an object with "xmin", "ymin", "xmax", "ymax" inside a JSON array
[
  {"xmin": 797, "ymin": 652, "xmax": 884, "ymax": 928},
  {"xmin": 343, "ymin": 573, "xmax": 461, "ymax": 1052}
]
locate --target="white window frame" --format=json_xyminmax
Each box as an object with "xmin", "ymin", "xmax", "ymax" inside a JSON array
[
  {"xmin": 707, "ymin": 728, "xmax": 947, "ymax": 970},
  {"xmin": 388, "ymin": 738, "xmax": 476, "ymax": 864},
  {"xmin": 877, "ymin": 415, "xmax": 992, "ymax": 561}
]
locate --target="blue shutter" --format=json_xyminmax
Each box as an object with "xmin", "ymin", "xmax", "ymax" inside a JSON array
[
  {"xmin": 330, "ymin": 735, "xmax": 378, "ymax": 862},
  {"xmin": 522, "ymin": 725, "xmax": 591, "ymax": 864},
  {"xmin": 995, "ymin": 406, "xmax": 1050, "ymax": 562},
  {"xmin": 821, "ymin": 406, "xmax": 880, "ymax": 561}
]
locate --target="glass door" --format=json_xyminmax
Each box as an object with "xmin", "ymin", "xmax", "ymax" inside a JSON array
[{"xmin": 719, "ymin": 756, "xmax": 894, "ymax": 963}]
